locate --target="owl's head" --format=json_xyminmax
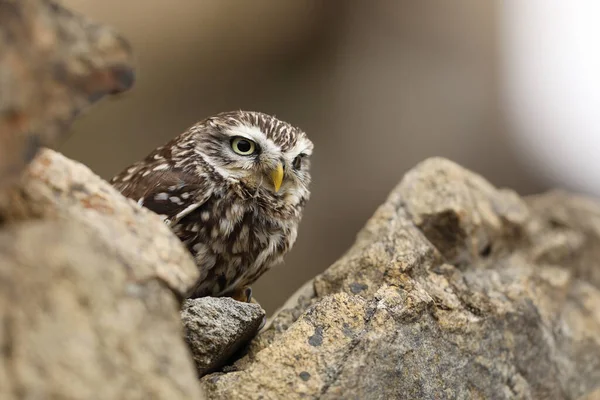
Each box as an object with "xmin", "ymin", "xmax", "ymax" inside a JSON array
[{"xmin": 194, "ymin": 111, "xmax": 313, "ymax": 201}]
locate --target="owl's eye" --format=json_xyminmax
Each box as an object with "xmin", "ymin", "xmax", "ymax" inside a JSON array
[
  {"xmin": 292, "ymin": 154, "xmax": 306, "ymax": 169},
  {"xmin": 231, "ymin": 137, "xmax": 257, "ymax": 156}
]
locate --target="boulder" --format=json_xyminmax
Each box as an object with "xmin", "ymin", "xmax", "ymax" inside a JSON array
[
  {"xmin": 0, "ymin": 149, "xmax": 198, "ymax": 296},
  {"xmin": 0, "ymin": 150, "xmax": 204, "ymax": 399},
  {"xmin": 201, "ymin": 158, "xmax": 600, "ymax": 400},
  {"xmin": 0, "ymin": 0, "xmax": 134, "ymax": 190},
  {"xmin": 0, "ymin": 220, "xmax": 204, "ymax": 399}
]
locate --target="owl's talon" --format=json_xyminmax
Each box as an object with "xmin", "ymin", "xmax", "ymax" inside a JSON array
[
  {"xmin": 258, "ymin": 315, "xmax": 267, "ymax": 331},
  {"xmin": 229, "ymin": 286, "xmax": 253, "ymax": 303},
  {"xmin": 244, "ymin": 287, "xmax": 253, "ymax": 303}
]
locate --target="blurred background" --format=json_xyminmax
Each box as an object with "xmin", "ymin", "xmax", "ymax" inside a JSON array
[{"xmin": 60, "ymin": 0, "xmax": 599, "ymax": 313}]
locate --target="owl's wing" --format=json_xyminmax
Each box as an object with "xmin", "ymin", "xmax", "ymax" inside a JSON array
[{"xmin": 111, "ymin": 162, "xmax": 212, "ymax": 227}]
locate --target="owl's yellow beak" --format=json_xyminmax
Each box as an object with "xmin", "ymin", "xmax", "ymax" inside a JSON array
[{"xmin": 270, "ymin": 162, "xmax": 284, "ymax": 193}]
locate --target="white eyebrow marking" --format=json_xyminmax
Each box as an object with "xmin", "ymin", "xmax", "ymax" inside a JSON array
[
  {"xmin": 288, "ymin": 136, "xmax": 313, "ymax": 158},
  {"xmin": 224, "ymin": 125, "xmax": 264, "ymax": 141}
]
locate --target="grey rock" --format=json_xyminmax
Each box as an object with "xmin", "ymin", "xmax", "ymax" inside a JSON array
[
  {"xmin": 182, "ymin": 297, "xmax": 266, "ymax": 376},
  {"xmin": 201, "ymin": 157, "xmax": 600, "ymax": 400}
]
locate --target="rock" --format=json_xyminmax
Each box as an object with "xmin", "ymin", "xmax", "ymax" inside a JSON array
[
  {"xmin": 0, "ymin": 148, "xmax": 199, "ymax": 296},
  {"xmin": 201, "ymin": 157, "xmax": 600, "ymax": 399},
  {"xmin": 182, "ymin": 297, "xmax": 266, "ymax": 376},
  {"xmin": 0, "ymin": 220, "xmax": 204, "ymax": 399},
  {"xmin": 0, "ymin": 0, "xmax": 134, "ymax": 189},
  {"xmin": 581, "ymin": 388, "xmax": 600, "ymax": 400},
  {"xmin": 526, "ymin": 190, "xmax": 600, "ymax": 288}
]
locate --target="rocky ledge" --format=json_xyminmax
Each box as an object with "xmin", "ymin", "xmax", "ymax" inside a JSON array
[
  {"xmin": 200, "ymin": 158, "xmax": 600, "ymax": 400},
  {"xmin": 2, "ymin": 149, "xmax": 599, "ymax": 399}
]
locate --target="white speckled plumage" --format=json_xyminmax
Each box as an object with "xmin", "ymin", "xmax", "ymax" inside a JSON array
[{"xmin": 110, "ymin": 111, "xmax": 313, "ymax": 299}]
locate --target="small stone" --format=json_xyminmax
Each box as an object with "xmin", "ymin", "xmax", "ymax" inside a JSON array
[{"xmin": 182, "ymin": 297, "xmax": 265, "ymax": 376}]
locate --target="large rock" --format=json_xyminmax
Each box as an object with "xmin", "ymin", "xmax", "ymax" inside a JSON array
[
  {"xmin": 0, "ymin": 221, "xmax": 203, "ymax": 399},
  {"xmin": 0, "ymin": 0, "xmax": 134, "ymax": 189},
  {"xmin": 0, "ymin": 149, "xmax": 198, "ymax": 296},
  {"xmin": 201, "ymin": 158, "xmax": 600, "ymax": 399},
  {"xmin": 0, "ymin": 150, "xmax": 204, "ymax": 399}
]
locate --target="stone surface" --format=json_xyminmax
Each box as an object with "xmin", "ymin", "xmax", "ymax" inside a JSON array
[
  {"xmin": 526, "ymin": 190, "xmax": 600, "ymax": 289},
  {"xmin": 201, "ymin": 157, "xmax": 600, "ymax": 400},
  {"xmin": 182, "ymin": 297, "xmax": 266, "ymax": 377},
  {"xmin": 0, "ymin": 148, "xmax": 199, "ymax": 296},
  {"xmin": 0, "ymin": 220, "xmax": 204, "ymax": 399},
  {"xmin": 0, "ymin": 0, "xmax": 134, "ymax": 189},
  {"xmin": 0, "ymin": 148, "xmax": 204, "ymax": 398}
]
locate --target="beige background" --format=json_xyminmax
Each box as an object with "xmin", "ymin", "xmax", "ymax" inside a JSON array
[{"xmin": 60, "ymin": 1, "xmax": 547, "ymax": 313}]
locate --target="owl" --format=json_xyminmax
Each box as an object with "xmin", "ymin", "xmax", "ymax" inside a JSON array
[{"xmin": 110, "ymin": 111, "xmax": 313, "ymax": 302}]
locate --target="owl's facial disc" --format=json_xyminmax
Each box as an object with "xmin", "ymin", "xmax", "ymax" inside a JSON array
[
  {"xmin": 209, "ymin": 125, "xmax": 290, "ymax": 194},
  {"xmin": 200, "ymin": 118, "xmax": 311, "ymax": 199}
]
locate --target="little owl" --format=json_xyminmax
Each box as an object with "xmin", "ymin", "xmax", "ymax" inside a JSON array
[{"xmin": 110, "ymin": 111, "xmax": 313, "ymax": 302}]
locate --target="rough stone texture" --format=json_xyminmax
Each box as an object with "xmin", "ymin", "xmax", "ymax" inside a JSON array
[
  {"xmin": 182, "ymin": 297, "xmax": 266, "ymax": 377},
  {"xmin": 0, "ymin": 149, "xmax": 204, "ymax": 398},
  {"xmin": 526, "ymin": 190, "xmax": 600, "ymax": 289},
  {"xmin": 0, "ymin": 220, "xmax": 204, "ymax": 399},
  {"xmin": 0, "ymin": 148, "xmax": 198, "ymax": 296},
  {"xmin": 581, "ymin": 388, "xmax": 600, "ymax": 400},
  {"xmin": 201, "ymin": 157, "xmax": 600, "ymax": 400},
  {"xmin": 0, "ymin": 0, "xmax": 134, "ymax": 189}
]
